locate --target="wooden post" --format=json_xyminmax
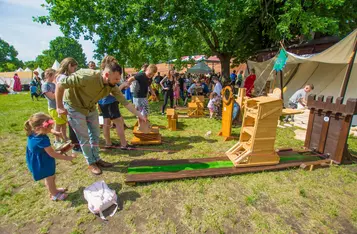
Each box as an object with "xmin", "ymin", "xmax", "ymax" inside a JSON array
[
  {"xmin": 279, "ymin": 71, "xmax": 284, "ymax": 103},
  {"xmin": 339, "ymin": 34, "xmax": 357, "ymax": 98}
]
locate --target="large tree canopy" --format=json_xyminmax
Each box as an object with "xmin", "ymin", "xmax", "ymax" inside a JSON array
[
  {"xmin": 36, "ymin": 0, "xmax": 357, "ymax": 78},
  {"xmin": 0, "ymin": 38, "xmax": 23, "ymax": 72}
]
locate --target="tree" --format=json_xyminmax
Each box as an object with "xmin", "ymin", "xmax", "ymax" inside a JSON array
[
  {"xmin": 36, "ymin": 0, "xmax": 357, "ymax": 79},
  {"xmin": 0, "ymin": 38, "xmax": 23, "ymax": 72},
  {"xmin": 35, "ymin": 37, "xmax": 87, "ymax": 68}
]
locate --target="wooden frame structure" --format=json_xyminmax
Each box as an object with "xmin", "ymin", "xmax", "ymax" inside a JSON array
[
  {"xmin": 188, "ymin": 96, "xmax": 205, "ymax": 117},
  {"xmin": 166, "ymin": 108, "xmax": 178, "ymax": 131},
  {"xmin": 304, "ymin": 95, "xmax": 357, "ymax": 163},
  {"xmin": 226, "ymin": 97, "xmax": 282, "ymax": 167},
  {"xmin": 218, "ymin": 86, "xmax": 235, "ymax": 141}
]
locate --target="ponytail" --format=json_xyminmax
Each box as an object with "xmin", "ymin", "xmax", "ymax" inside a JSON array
[{"xmin": 24, "ymin": 120, "xmax": 33, "ymax": 136}]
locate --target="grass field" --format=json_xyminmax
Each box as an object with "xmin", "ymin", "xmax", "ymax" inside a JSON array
[{"xmin": 0, "ymin": 93, "xmax": 357, "ymax": 234}]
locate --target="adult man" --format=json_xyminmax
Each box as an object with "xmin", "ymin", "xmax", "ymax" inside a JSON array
[
  {"xmin": 56, "ymin": 56, "xmax": 146, "ymax": 175},
  {"xmin": 127, "ymin": 64, "xmax": 157, "ymax": 127},
  {"xmin": 88, "ymin": 61, "xmax": 96, "ymax": 70},
  {"xmin": 154, "ymin": 72, "xmax": 163, "ymax": 85}
]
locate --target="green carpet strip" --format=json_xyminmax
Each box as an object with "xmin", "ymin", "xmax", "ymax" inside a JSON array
[{"xmin": 128, "ymin": 154, "xmax": 321, "ymax": 174}]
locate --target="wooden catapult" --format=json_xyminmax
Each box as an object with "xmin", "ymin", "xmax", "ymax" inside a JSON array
[
  {"xmin": 188, "ymin": 95, "xmax": 205, "ymax": 117},
  {"xmin": 226, "ymin": 96, "xmax": 283, "ymax": 167},
  {"xmin": 218, "ymin": 86, "xmax": 235, "ymax": 141},
  {"xmin": 166, "ymin": 108, "xmax": 178, "ymax": 131},
  {"xmin": 131, "ymin": 121, "xmax": 162, "ymax": 145}
]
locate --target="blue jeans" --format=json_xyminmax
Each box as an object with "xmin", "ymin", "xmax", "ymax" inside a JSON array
[
  {"xmin": 64, "ymin": 103, "xmax": 100, "ymax": 165},
  {"xmin": 180, "ymin": 89, "xmax": 185, "ymax": 101}
]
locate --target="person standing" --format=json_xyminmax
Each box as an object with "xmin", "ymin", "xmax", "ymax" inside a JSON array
[
  {"xmin": 56, "ymin": 56, "xmax": 146, "ymax": 175},
  {"xmin": 88, "ymin": 61, "xmax": 96, "ymax": 70},
  {"xmin": 237, "ymin": 70, "xmax": 244, "ymax": 87},
  {"xmin": 243, "ymin": 68, "xmax": 256, "ymax": 97},
  {"xmin": 212, "ymin": 76, "xmax": 222, "ymax": 96},
  {"xmin": 160, "ymin": 70, "xmax": 175, "ymax": 115},
  {"xmin": 13, "ymin": 73, "xmax": 22, "ymax": 92},
  {"xmin": 127, "ymin": 64, "xmax": 157, "ymax": 126},
  {"xmin": 42, "ymin": 68, "xmax": 68, "ymax": 146},
  {"xmin": 230, "ymin": 70, "xmax": 237, "ymax": 85}
]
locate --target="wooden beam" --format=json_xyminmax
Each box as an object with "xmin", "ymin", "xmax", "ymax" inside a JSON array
[{"xmin": 339, "ymin": 34, "xmax": 357, "ymax": 98}]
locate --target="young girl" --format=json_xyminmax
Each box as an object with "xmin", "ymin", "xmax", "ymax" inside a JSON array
[
  {"xmin": 55, "ymin": 58, "xmax": 81, "ymax": 153},
  {"xmin": 42, "ymin": 68, "xmax": 68, "ymax": 147},
  {"xmin": 207, "ymin": 92, "xmax": 219, "ymax": 118},
  {"xmin": 25, "ymin": 113, "xmax": 75, "ymax": 201},
  {"xmin": 173, "ymin": 82, "xmax": 180, "ymax": 107}
]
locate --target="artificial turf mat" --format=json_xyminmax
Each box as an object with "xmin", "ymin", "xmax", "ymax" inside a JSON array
[{"xmin": 128, "ymin": 154, "xmax": 321, "ymax": 174}]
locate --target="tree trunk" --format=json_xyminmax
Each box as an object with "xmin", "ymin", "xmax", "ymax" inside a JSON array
[{"xmin": 218, "ymin": 54, "xmax": 231, "ymax": 85}]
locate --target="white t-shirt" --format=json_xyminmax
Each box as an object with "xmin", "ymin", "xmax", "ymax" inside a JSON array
[{"xmin": 213, "ymin": 82, "xmax": 222, "ymax": 96}]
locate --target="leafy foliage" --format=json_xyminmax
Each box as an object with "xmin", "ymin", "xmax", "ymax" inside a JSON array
[
  {"xmin": 34, "ymin": 37, "xmax": 87, "ymax": 69},
  {"xmin": 35, "ymin": 0, "xmax": 357, "ymax": 77},
  {"xmin": 0, "ymin": 38, "xmax": 23, "ymax": 72}
]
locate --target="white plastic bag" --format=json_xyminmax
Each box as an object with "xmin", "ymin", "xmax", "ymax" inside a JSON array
[{"xmin": 83, "ymin": 181, "xmax": 118, "ymax": 220}]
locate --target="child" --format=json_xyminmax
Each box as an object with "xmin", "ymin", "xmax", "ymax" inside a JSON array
[
  {"xmin": 173, "ymin": 82, "xmax": 180, "ymax": 107},
  {"xmin": 207, "ymin": 92, "xmax": 219, "ymax": 118},
  {"xmin": 284, "ymin": 84, "xmax": 314, "ymax": 122},
  {"xmin": 42, "ymin": 68, "xmax": 68, "ymax": 147},
  {"xmin": 30, "ymin": 83, "xmax": 40, "ymax": 101},
  {"xmin": 25, "ymin": 113, "xmax": 75, "ymax": 201}
]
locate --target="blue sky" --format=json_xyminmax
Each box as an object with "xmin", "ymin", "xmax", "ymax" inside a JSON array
[{"xmin": 0, "ymin": 0, "xmax": 96, "ymax": 63}]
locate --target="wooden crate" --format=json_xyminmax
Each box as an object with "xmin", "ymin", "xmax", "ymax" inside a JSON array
[
  {"xmin": 166, "ymin": 108, "xmax": 178, "ymax": 131},
  {"xmin": 188, "ymin": 95, "xmax": 205, "ymax": 117}
]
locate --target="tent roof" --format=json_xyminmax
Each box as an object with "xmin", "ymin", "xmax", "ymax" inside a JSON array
[
  {"xmin": 24, "ymin": 67, "xmax": 32, "ymax": 72},
  {"xmin": 34, "ymin": 66, "xmax": 44, "ymax": 74},
  {"xmin": 52, "ymin": 60, "xmax": 60, "ymax": 70},
  {"xmin": 187, "ymin": 62, "xmax": 212, "ymax": 74}
]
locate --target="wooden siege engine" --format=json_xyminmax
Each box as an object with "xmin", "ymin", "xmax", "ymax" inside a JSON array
[
  {"xmin": 218, "ymin": 86, "xmax": 234, "ymax": 141},
  {"xmin": 304, "ymin": 95, "xmax": 357, "ymax": 163},
  {"xmin": 188, "ymin": 96, "xmax": 205, "ymax": 117},
  {"xmin": 226, "ymin": 97, "xmax": 282, "ymax": 167}
]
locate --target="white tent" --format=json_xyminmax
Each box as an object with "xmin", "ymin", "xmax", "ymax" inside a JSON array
[
  {"xmin": 52, "ymin": 60, "xmax": 60, "ymax": 70},
  {"xmin": 34, "ymin": 66, "xmax": 44, "ymax": 76},
  {"xmin": 24, "ymin": 67, "xmax": 32, "ymax": 72},
  {"xmin": 248, "ymin": 28, "xmax": 357, "ymax": 124},
  {"xmin": 16, "ymin": 68, "xmax": 24, "ymax": 72},
  {"xmin": 187, "ymin": 61, "xmax": 212, "ymax": 74}
]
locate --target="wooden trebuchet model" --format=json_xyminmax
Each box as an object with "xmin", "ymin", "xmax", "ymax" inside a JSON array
[
  {"xmin": 235, "ymin": 88, "xmax": 247, "ymax": 123},
  {"xmin": 304, "ymin": 95, "xmax": 357, "ymax": 163},
  {"xmin": 218, "ymin": 86, "xmax": 234, "ymax": 141},
  {"xmin": 166, "ymin": 108, "xmax": 178, "ymax": 131},
  {"xmin": 188, "ymin": 96, "xmax": 205, "ymax": 117},
  {"xmin": 131, "ymin": 121, "xmax": 162, "ymax": 145},
  {"xmin": 226, "ymin": 96, "xmax": 283, "ymax": 167}
]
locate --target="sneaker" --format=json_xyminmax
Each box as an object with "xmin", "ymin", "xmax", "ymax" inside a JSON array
[
  {"xmin": 96, "ymin": 159, "xmax": 113, "ymax": 168},
  {"xmin": 88, "ymin": 164, "xmax": 102, "ymax": 175},
  {"xmin": 72, "ymin": 145, "xmax": 82, "ymax": 153},
  {"xmin": 103, "ymin": 143, "xmax": 120, "ymax": 149},
  {"xmin": 161, "ymin": 112, "xmax": 165, "ymax": 115}
]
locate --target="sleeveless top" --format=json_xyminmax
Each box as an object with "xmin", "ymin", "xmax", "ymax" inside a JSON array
[{"xmin": 164, "ymin": 79, "xmax": 174, "ymax": 91}]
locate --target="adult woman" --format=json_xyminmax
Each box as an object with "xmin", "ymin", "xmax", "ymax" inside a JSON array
[
  {"xmin": 30, "ymin": 71, "xmax": 42, "ymax": 98},
  {"xmin": 13, "ymin": 73, "xmax": 22, "ymax": 92},
  {"xmin": 160, "ymin": 70, "xmax": 175, "ymax": 115}
]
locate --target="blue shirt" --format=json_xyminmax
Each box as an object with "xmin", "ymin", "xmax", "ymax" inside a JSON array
[
  {"xmin": 230, "ymin": 73, "xmax": 237, "ymax": 82},
  {"xmin": 30, "ymin": 85, "xmax": 38, "ymax": 94},
  {"xmin": 98, "ymin": 95, "xmax": 117, "ymax": 105},
  {"xmin": 26, "ymin": 134, "xmax": 55, "ymax": 181}
]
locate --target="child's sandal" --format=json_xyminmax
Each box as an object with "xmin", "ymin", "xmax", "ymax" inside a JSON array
[{"xmin": 51, "ymin": 192, "xmax": 68, "ymax": 201}]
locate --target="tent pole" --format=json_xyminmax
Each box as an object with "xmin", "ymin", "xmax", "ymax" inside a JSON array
[
  {"xmin": 339, "ymin": 34, "xmax": 357, "ymax": 98},
  {"xmin": 280, "ymin": 70, "xmax": 284, "ymax": 102}
]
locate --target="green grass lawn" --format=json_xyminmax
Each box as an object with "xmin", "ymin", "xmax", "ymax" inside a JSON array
[{"xmin": 0, "ymin": 93, "xmax": 357, "ymax": 234}]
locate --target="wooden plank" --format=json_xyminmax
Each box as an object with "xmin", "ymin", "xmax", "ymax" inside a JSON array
[
  {"xmin": 334, "ymin": 116, "xmax": 352, "ymax": 163},
  {"xmin": 318, "ymin": 97, "xmax": 332, "ymax": 152},
  {"xmin": 310, "ymin": 111, "xmax": 323, "ymax": 151},
  {"xmin": 129, "ymin": 157, "xmax": 230, "ymax": 167},
  {"xmin": 126, "ymin": 159, "xmax": 331, "ymax": 184},
  {"xmin": 304, "ymin": 108, "xmax": 315, "ymax": 148}
]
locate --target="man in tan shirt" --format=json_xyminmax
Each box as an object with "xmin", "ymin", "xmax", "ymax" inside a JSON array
[{"xmin": 56, "ymin": 56, "xmax": 146, "ymax": 175}]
